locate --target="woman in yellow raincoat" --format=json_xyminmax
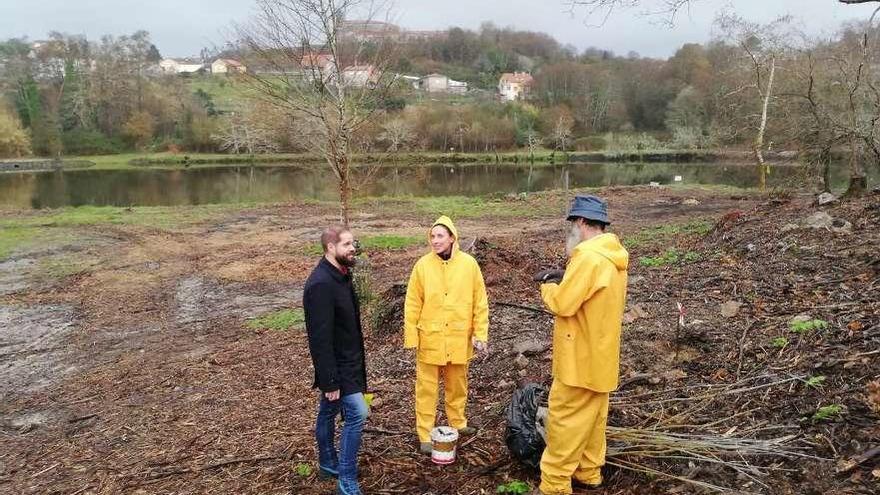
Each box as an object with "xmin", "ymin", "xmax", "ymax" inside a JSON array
[{"xmin": 404, "ymin": 215, "xmax": 489, "ymax": 454}]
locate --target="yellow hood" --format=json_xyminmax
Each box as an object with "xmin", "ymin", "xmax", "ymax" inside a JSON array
[
  {"xmin": 578, "ymin": 233, "xmax": 629, "ymax": 271},
  {"xmin": 429, "ymin": 215, "xmax": 460, "ymax": 254}
]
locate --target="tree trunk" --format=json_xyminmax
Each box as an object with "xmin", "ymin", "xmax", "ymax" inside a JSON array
[
  {"xmin": 338, "ymin": 155, "xmax": 351, "ymax": 226},
  {"xmin": 846, "ymin": 142, "xmax": 868, "ymax": 197},
  {"xmin": 820, "ymin": 149, "xmax": 832, "ymax": 193},
  {"xmin": 847, "ymin": 176, "xmax": 868, "ymax": 196},
  {"xmin": 754, "ymin": 57, "xmax": 776, "ymax": 191}
]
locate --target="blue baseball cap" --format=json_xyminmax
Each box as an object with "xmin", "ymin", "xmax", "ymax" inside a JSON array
[{"xmin": 566, "ymin": 195, "xmax": 610, "ymax": 224}]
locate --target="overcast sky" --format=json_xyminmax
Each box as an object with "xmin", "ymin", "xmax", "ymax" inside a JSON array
[{"xmin": 1, "ymin": 1, "xmax": 878, "ymax": 58}]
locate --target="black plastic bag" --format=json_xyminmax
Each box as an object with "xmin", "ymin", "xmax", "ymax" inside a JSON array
[{"xmin": 505, "ymin": 383, "xmax": 548, "ymax": 470}]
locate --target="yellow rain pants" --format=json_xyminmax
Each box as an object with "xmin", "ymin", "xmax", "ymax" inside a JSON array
[
  {"xmin": 539, "ymin": 379, "xmax": 610, "ymax": 494},
  {"xmin": 415, "ymin": 360, "xmax": 469, "ymax": 442}
]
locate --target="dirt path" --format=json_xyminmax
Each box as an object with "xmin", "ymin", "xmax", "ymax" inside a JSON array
[{"xmin": 1, "ymin": 187, "xmax": 877, "ymax": 494}]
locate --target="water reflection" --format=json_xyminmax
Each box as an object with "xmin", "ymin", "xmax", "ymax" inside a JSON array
[{"xmin": 0, "ymin": 161, "xmax": 874, "ymax": 209}]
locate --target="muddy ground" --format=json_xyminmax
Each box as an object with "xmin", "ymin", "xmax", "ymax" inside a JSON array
[{"xmin": 0, "ymin": 186, "xmax": 878, "ymax": 494}]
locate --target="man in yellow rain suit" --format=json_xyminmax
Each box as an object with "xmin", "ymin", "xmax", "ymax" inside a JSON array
[
  {"xmin": 404, "ymin": 215, "xmax": 490, "ymax": 455},
  {"xmin": 533, "ymin": 195, "xmax": 628, "ymax": 494}
]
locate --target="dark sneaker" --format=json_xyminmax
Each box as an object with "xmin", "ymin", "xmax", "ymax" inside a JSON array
[
  {"xmin": 337, "ymin": 478, "xmax": 363, "ymax": 495},
  {"xmin": 573, "ymin": 477, "xmax": 603, "ymax": 490},
  {"xmin": 419, "ymin": 442, "xmax": 433, "ymax": 455},
  {"xmin": 458, "ymin": 426, "xmax": 477, "ymax": 436},
  {"xmin": 318, "ymin": 464, "xmax": 338, "ymax": 479}
]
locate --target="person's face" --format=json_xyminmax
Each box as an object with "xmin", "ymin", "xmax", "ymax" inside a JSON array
[
  {"xmin": 329, "ymin": 231, "xmax": 357, "ymax": 267},
  {"xmin": 430, "ymin": 225, "xmax": 454, "ymax": 255}
]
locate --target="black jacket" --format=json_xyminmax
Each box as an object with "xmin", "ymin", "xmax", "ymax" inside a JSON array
[{"xmin": 303, "ymin": 257, "xmax": 367, "ymax": 395}]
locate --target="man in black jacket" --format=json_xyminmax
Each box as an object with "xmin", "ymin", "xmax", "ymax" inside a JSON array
[{"xmin": 303, "ymin": 225, "xmax": 368, "ymax": 495}]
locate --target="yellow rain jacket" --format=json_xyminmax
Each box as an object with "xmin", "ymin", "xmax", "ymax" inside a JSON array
[
  {"xmin": 541, "ymin": 233, "xmax": 629, "ymax": 392},
  {"xmin": 404, "ymin": 216, "xmax": 489, "ymax": 365}
]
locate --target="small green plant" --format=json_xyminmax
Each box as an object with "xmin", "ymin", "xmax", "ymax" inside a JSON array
[
  {"xmin": 812, "ymin": 404, "xmax": 842, "ymax": 421},
  {"xmin": 246, "ymin": 309, "xmax": 305, "ymax": 331},
  {"xmin": 790, "ymin": 319, "xmax": 829, "ymax": 334},
  {"xmin": 682, "ymin": 251, "xmax": 700, "ymax": 263},
  {"xmin": 771, "ymin": 336, "xmax": 789, "ymax": 349},
  {"xmin": 294, "ymin": 463, "xmax": 312, "ymax": 477},
  {"xmin": 805, "ymin": 375, "xmax": 826, "ymax": 388},
  {"xmin": 496, "ymin": 480, "xmax": 531, "ymax": 494},
  {"xmin": 639, "ymin": 248, "xmax": 700, "ymax": 267}
]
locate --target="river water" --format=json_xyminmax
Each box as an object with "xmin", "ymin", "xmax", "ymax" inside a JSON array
[{"xmin": 0, "ymin": 161, "xmax": 875, "ymax": 209}]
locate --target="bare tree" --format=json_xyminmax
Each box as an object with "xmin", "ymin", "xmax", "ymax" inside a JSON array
[
  {"xmin": 553, "ymin": 113, "xmax": 575, "ymax": 151},
  {"xmin": 566, "ymin": 0, "xmax": 880, "ymax": 24},
  {"xmin": 213, "ymin": 109, "xmax": 280, "ymax": 155},
  {"xmin": 787, "ymin": 16, "xmax": 880, "ymax": 195},
  {"xmin": 233, "ymin": 0, "xmax": 397, "ymax": 225},
  {"xmin": 526, "ymin": 129, "xmax": 543, "ymax": 159},
  {"xmin": 379, "ymin": 118, "xmax": 414, "ymax": 152},
  {"xmin": 715, "ymin": 14, "xmax": 798, "ymax": 190},
  {"xmin": 565, "ymin": 0, "xmax": 699, "ymax": 25}
]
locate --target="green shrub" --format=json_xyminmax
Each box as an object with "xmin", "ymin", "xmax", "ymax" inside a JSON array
[
  {"xmin": 574, "ymin": 136, "xmax": 607, "ymax": 151},
  {"xmin": 62, "ymin": 129, "xmax": 125, "ymax": 155}
]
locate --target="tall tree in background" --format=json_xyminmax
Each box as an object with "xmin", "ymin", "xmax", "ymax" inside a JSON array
[
  {"xmin": 715, "ymin": 13, "xmax": 797, "ymax": 190},
  {"xmin": 234, "ymin": 0, "xmax": 397, "ymax": 225},
  {"xmin": 789, "ymin": 16, "xmax": 880, "ymax": 196}
]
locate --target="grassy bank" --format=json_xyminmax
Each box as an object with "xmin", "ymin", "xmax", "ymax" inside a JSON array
[
  {"xmin": 0, "ymin": 204, "xmax": 243, "ymax": 259},
  {"xmin": 0, "ymin": 184, "xmax": 760, "ymax": 260}
]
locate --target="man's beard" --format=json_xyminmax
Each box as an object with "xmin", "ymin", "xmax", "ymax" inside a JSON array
[
  {"xmin": 565, "ymin": 224, "xmax": 582, "ymax": 257},
  {"xmin": 336, "ymin": 252, "xmax": 356, "ymax": 267}
]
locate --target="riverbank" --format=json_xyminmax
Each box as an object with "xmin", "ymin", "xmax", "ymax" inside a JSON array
[
  {"xmin": 0, "ymin": 159, "xmax": 94, "ymax": 172},
  {"xmin": 0, "ymin": 186, "xmax": 876, "ymax": 494},
  {"xmin": 0, "ymin": 149, "xmax": 803, "ymax": 172}
]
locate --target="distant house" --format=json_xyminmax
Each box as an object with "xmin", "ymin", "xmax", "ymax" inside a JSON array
[
  {"xmin": 211, "ymin": 58, "xmax": 246, "ymax": 74},
  {"xmin": 498, "ymin": 72, "xmax": 534, "ymax": 101},
  {"xmin": 342, "ymin": 65, "xmax": 378, "ymax": 87},
  {"xmin": 416, "ymin": 73, "xmax": 468, "ymax": 94},
  {"xmin": 159, "ymin": 58, "xmax": 204, "ymax": 74},
  {"xmin": 300, "ymin": 52, "xmax": 335, "ymax": 73}
]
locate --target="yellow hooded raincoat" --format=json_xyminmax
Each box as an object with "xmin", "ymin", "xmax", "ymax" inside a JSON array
[
  {"xmin": 404, "ymin": 216, "xmax": 489, "ymax": 364},
  {"xmin": 541, "ymin": 232, "xmax": 628, "ymax": 392},
  {"xmin": 538, "ymin": 232, "xmax": 629, "ymax": 494},
  {"xmin": 404, "ymin": 216, "xmax": 489, "ymax": 442}
]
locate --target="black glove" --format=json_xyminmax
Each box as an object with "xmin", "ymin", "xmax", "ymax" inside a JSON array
[{"xmin": 533, "ymin": 269, "xmax": 565, "ymax": 283}]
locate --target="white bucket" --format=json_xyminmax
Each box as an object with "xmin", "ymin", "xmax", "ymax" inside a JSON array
[{"xmin": 430, "ymin": 426, "xmax": 459, "ymax": 465}]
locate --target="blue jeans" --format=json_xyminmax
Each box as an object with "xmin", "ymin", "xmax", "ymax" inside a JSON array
[{"xmin": 315, "ymin": 392, "xmax": 368, "ymax": 481}]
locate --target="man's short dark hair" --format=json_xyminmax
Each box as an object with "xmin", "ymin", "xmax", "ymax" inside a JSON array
[
  {"xmin": 573, "ymin": 217, "xmax": 608, "ymax": 232},
  {"xmin": 321, "ymin": 225, "xmax": 350, "ymax": 253},
  {"xmin": 586, "ymin": 219, "xmax": 608, "ymax": 231}
]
